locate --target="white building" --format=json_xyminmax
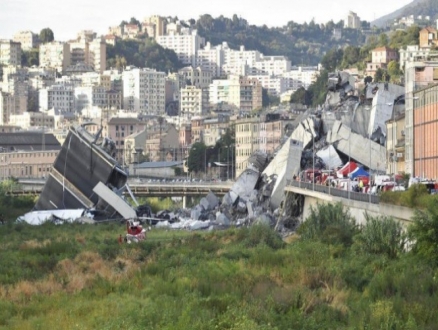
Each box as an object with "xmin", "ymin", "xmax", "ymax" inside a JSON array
[
  {"xmin": 251, "ymin": 55, "xmax": 291, "ymax": 75},
  {"xmin": 399, "ymin": 45, "xmax": 432, "ymax": 71},
  {"xmin": 156, "ymin": 29, "xmax": 205, "ymax": 67},
  {"xmin": 39, "ymin": 85, "xmax": 75, "ymax": 113},
  {"xmin": 282, "ymin": 66, "xmax": 319, "ymax": 89},
  {"xmin": 39, "ymin": 42, "xmax": 71, "ymax": 73},
  {"xmin": 69, "ymin": 37, "xmax": 106, "ymax": 73},
  {"xmin": 180, "ymin": 86, "xmax": 207, "ymax": 120},
  {"xmin": 178, "ymin": 66, "xmax": 212, "ymax": 88},
  {"xmin": 345, "ymin": 11, "xmax": 361, "ymax": 29},
  {"xmin": 1, "ymin": 66, "xmax": 28, "ymax": 116},
  {"xmin": 122, "ymin": 67, "xmax": 166, "ymax": 115},
  {"xmin": 0, "ymin": 39, "xmax": 21, "ymax": 66},
  {"xmin": 196, "ymin": 42, "xmax": 226, "ymax": 77},
  {"xmin": 13, "ymin": 31, "xmax": 39, "ymax": 50},
  {"xmin": 248, "ymin": 75, "xmax": 288, "ymax": 96},
  {"xmin": 74, "ymin": 85, "xmax": 107, "ymax": 112}
]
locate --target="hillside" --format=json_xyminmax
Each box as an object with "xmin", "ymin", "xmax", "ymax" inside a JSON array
[
  {"xmin": 194, "ymin": 15, "xmax": 367, "ymax": 66},
  {"xmin": 372, "ymin": 0, "xmax": 438, "ymax": 27}
]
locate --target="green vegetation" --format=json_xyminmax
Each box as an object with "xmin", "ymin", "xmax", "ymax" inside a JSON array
[
  {"xmin": 1, "ymin": 201, "xmax": 438, "ymax": 329},
  {"xmin": 106, "ymin": 38, "xmax": 184, "ymax": 72},
  {"xmin": 380, "ymin": 183, "xmax": 435, "ymax": 208},
  {"xmin": 39, "ymin": 28, "xmax": 54, "ymax": 44}
]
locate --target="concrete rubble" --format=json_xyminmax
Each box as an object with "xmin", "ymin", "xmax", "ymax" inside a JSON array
[
  {"xmin": 161, "ymin": 71, "xmax": 404, "ymax": 236},
  {"xmin": 20, "ymin": 70, "xmax": 402, "ymax": 238}
]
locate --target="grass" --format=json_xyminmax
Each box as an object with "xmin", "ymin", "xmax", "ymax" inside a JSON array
[{"xmin": 0, "ymin": 220, "xmax": 437, "ymax": 329}]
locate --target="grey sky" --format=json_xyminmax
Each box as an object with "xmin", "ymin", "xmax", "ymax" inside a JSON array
[{"xmin": 0, "ymin": 0, "xmax": 413, "ymax": 41}]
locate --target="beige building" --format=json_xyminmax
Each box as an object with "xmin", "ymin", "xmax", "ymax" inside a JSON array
[
  {"xmin": 178, "ymin": 66, "xmax": 212, "ymax": 88},
  {"xmin": 39, "ymin": 41, "xmax": 71, "ymax": 73},
  {"xmin": 145, "ymin": 125, "xmax": 179, "ymax": 162},
  {"xmin": 386, "ymin": 113, "xmax": 406, "ymax": 175},
  {"xmin": 9, "ymin": 111, "xmax": 55, "ymax": 130},
  {"xmin": 366, "ymin": 46, "xmax": 398, "ymax": 77},
  {"xmin": 0, "ymin": 132, "xmax": 61, "ymax": 179},
  {"xmin": 13, "ymin": 31, "xmax": 39, "ymax": 50},
  {"xmin": 69, "ymin": 37, "xmax": 106, "ymax": 73},
  {"xmin": 345, "ymin": 11, "xmax": 361, "ymax": 29},
  {"xmin": 419, "ymin": 26, "xmax": 438, "ymax": 48},
  {"xmin": 234, "ymin": 115, "xmax": 289, "ymax": 177},
  {"xmin": 144, "ymin": 15, "xmax": 167, "ymax": 37},
  {"xmin": 180, "ymin": 86, "xmax": 207, "ymax": 120},
  {"xmin": 124, "ymin": 129, "xmax": 147, "ymax": 164},
  {"xmin": 0, "ymin": 40, "xmax": 21, "ymax": 66},
  {"xmin": 107, "ymin": 117, "xmax": 146, "ymax": 162},
  {"xmin": 203, "ymin": 115, "xmax": 230, "ymax": 147}
]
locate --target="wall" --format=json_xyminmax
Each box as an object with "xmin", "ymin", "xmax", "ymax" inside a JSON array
[{"xmin": 297, "ymin": 189, "xmax": 415, "ymax": 226}]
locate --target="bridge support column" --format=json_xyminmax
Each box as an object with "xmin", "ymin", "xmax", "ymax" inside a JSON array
[{"xmin": 183, "ymin": 196, "xmax": 187, "ymax": 209}]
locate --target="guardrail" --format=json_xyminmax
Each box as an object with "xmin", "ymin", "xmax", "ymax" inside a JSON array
[{"xmin": 287, "ymin": 180, "xmax": 380, "ymax": 204}]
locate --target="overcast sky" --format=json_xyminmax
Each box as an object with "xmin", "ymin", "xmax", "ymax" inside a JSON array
[{"xmin": 1, "ymin": 0, "xmax": 413, "ymax": 41}]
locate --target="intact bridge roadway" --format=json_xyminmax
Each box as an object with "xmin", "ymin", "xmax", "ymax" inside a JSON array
[{"xmin": 11, "ymin": 179, "xmax": 234, "ymax": 198}]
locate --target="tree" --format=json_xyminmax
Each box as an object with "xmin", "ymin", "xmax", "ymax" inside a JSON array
[
  {"xmin": 374, "ymin": 68, "xmax": 390, "ymax": 82},
  {"xmin": 39, "ymin": 28, "xmax": 54, "ymax": 43},
  {"xmin": 21, "ymin": 49, "xmax": 39, "ymax": 67},
  {"xmin": 321, "ymin": 48, "xmax": 343, "ymax": 72},
  {"xmin": 290, "ymin": 86, "xmax": 311, "ymax": 106},
  {"xmin": 353, "ymin": 214, "xmax": 406, "ymax": 259},
  {"xmin": 408, "ymin": 200, "xmax": 438, "ymax": 265},
  {"xmin": 387, "ymin": 60, "xmax": 402, "ymax": 83},
  {"xmin": 187, "ymin": 142, "xmax": 206, "ymax": 173}
]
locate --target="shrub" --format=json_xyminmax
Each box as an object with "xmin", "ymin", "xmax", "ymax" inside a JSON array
[
  {"xmin": 241, "ymin": 224, "xmax": 285, "ymax": 250},
  {"xmin": 400, "ymin": 184, "xmax": 429, "ymax": 208},
  {"xmin": 353, "ymin": 214, "xmax": 406, "ymax": 259},
  {"xmin": 408, "ymin": 200, "xmax": 438, "ymax": 265},
  {"xmin": 298, "ymin": 202, "xmax": 357, "ymax": 246}
]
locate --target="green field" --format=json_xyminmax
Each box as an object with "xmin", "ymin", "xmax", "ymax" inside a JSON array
[{"xmin": 1, "ymin": 200, "xmax": 438, "ymax": 330}]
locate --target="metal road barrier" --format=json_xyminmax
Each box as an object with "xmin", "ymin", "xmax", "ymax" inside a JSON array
[{"xmin": 287, "ymin": 180, "xmax": 380, "ymax": 204}]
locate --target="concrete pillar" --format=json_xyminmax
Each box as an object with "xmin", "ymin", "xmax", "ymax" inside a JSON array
[{"xmin": 183, "ymin": 196, "xmax": 187, "ymax": 209}]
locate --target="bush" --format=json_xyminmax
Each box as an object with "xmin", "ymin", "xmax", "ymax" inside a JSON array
[
  {"xmin": 353, "ymin": 214, "xmax": 406, "ymax": 259},
  {"xmin": 298, "ymin": 202, "xmax": 357, "ymax": 246},
  {"xmin": 408, "ymin": 200, "xmax": 438, "ymax": 265},
  {"xmin": 240, "ymin": 224, "xmax": 285, "ymax": 250}
]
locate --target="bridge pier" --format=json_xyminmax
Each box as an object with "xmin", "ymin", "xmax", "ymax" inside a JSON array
[{"xmin": 183, "ymin": 196, "xmax": 187, "ymax": 209}]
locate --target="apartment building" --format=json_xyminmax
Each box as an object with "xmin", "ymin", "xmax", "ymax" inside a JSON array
[
  {"xmin": 124, "ymin": 129, "xmax": 147, "ymax": 164},
  {"xmin": 345, "ymin": 11, "xmax": 361, "ymax": 29},
  {"xmin": 145, "ymin": 125, "xmax": 179, "ymax": 162},
  {"xmin": 196, "ymin": 42, "xmax": 226, "ymax": 77},
  {"xmin": 203, "ymin": 115, "xmax": 229, "ymax": 147},
  {"xmin": 239, "ymin": 76, "xmax": 262, "ymax": 113},
  {"xmin": 0, "ymin": 92, "xmax": 14, "ymax": 125},
  {"xmin": 366, "ymin": 46, "xmax": 399, "ymax": 77},
  {"xmin": 156, "ymin": 29, "xmax": 205, "ymax": 67},
  {"xmin": 248, "ymin": 75, "xmax": 288, "ymax": 96},
  {"xmin": 234, "ymin": 114, "xmax": 288, "ymax": 176},
  {"xmin": 178, "ymin": 66, "xmax": 212, "ymax": 88},
  {"xmin": 386, "ymin": 112, "xmax": 406, "ymax": 175},
  {"xmin": 180, "ymin": 86, "xmax": 207, "ymax": 120},
  {"xmin": 419, "ymin": 26, "xmax": 438, "ymax": 48},
  {"xmin": 191, "ymin": 117, "xmax": 203, "ymax": 144},
  {"xmin": 143, "ymin": 15, "xmax": 167, "ymax": 37},
  {"xmin": 412, "ymin": 84, "xmax": 438, "ymax": 179},
  {"xmin": 251, "ymin": 56, "xmax": 291, "ymax": 75},
  {"xmin": 69, "ymin": 37, "xmax": 106, "ymax": 73},
  {"xmin": 0, "ymin": 40, "xmax": 21, "ymax": 66},
  {"xmin": 39, "ymin": 41, "xmax": 71, "ymax": 73},
  {"xmin": 107, "ymin": 117, "xmax": 146, "ymax": 162},
  {"xmin": 399, "ymin": 45, "xmax": 431, "ymax": 71},
  {"xmin": 122, "ymin": 67, "xmax": 166, "ymax": 115},
  {"xmin": 282, "ymin": 66, "xmax": 320, "ymax": 89},
  {"xmin": 39, "ymin": 84, "xmax": 75, "ymax": 113},
  {"xmin": 1, "ymin": 66, "xmax": 28, "ymax": 117},
  {"xmin": 74, "ymin": 85, "xmax": 107, "ymax": 112},
  {"xmin": 13, "ymin": 31, "xmax": 39, "ymax": 50}
]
